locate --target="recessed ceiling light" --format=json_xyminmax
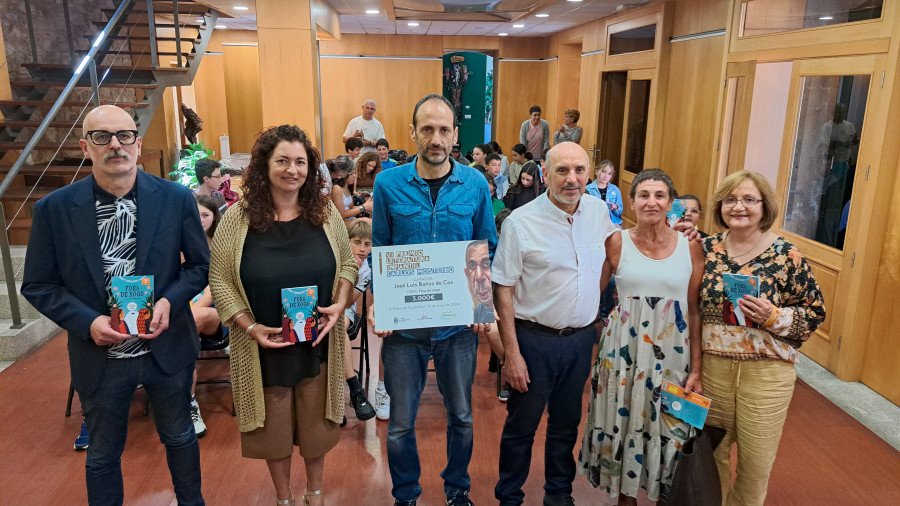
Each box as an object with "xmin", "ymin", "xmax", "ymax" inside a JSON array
[
  {"xmin": 819, "ymin": 16, "xmax": 834, "ymax": 20},
  {"xmin": 196, "ymin": 18, "xmax": 205, "ymax": 23},
  {"xmin": 365, "ymin": 9, "xmax": 379, "ymax": 14},
  {"xmin": 215, "ymin": 24, "xmax": 227, "ymax": 29},
  {"xmin": 498, "ymin": 32, "xmax": 508, "ymax": 36},
  {"xmin": 513, "ymin": 24, "xmax": 524, "ymax": 28},
  {"xmin": 234, "ymin": 6, "xmax": 249, "ymax": 10},
  {"xmin": 408, "ymin": 22, "xmax": 419, "ymax": 26},
  {"xmin": 535, "ymin": 13, "xmax": 549, "ymax": 18}
]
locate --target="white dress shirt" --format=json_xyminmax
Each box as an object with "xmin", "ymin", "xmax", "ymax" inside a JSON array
[{"xmin": 492, "ymin": 193, "xmax": 618, "ymax": 329}]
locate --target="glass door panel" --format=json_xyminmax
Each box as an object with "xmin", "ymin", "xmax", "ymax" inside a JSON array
[
  {"xmin": 623, "ymin": 79, "xmax": 651, "ymax": 174},
  {"xmin": 783, "ymin": 74, "xmax": 869, "ymax": 250}
]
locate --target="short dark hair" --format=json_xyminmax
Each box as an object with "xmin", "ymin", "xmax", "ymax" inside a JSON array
[
  {"xmin": 679, "ymin": 194, "xmax": 703, "ymax": 212},
  {"xmin": 375, "ymin": 138, "xmax": 390, "ymax": 149},
  {"xmin": 529, "ymin": 105, "xmax": 542, "ymax": 115},
  {"xmin": 483, "ymin": 172, "xmax": 496, "ymax": 190},
  {"xmin": 485, "ymin": 153, "xmax": 501, "ymax": 165},
  {"xmin": 194, "ymin": 158, "xmax": 221, "ymax": 183},
  {"xmin": 629, "ymin": 169, "xmax": 675, "ymax": 200},
  {"xmin": 412, "ymin": 93, "xmax": 455, "ymax": 128},
  {"xmin": 345, "ymin": 137, "xmax": 363, "ymax": 152},
  {"xmin": 488, "ymin": 140, "xmax": 503, "ymax": 155},
  {"xmin": 511, "ymin": 143, "xmax": 526, "ymax": 156},
  {"xmin": 475, "ymin": 143, "xmax": 493, "ymax": 156}
]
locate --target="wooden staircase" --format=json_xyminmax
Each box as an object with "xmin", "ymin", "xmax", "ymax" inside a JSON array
[{"xmin": 0, "ymin": 0, "xmax": 221, "ymax": 246}]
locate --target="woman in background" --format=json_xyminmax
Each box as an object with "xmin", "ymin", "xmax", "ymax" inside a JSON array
[
  {"xmin": 553, "ymin": 109, "xmax": 583, "ymax": 145},
  {"xmin": 210, "ymin": 125, "xmax": 357, "ymax": 506},
  {"xmin": 355, "ymin": 151, "xmax": 381, "ymax": 189},
  {"xmin": 328, "ymin": 155, "xmax": 372, "ymax": 226},
  {"xmin": 701, "ymin": 171, "xmax": 824, "ymax": 506}
]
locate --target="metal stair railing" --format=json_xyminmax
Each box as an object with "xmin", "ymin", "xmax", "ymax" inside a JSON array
[{"xmin": 0, "ymin": 0, "xmax": 217, "ymax": 327}]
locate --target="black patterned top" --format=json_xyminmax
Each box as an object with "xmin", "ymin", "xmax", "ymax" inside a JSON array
[
  {"xmin": 700, "ymin": 233, "xmax": 826, "ymax": 362},
  {"xmin": 94, "ymin": 181, "xmax": 148, "ymax": 358}
]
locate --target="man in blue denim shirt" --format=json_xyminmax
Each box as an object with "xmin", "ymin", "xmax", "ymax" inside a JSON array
[{"xmin": 370, "ymin": 94, "xmax": 497, "ymax": 506}]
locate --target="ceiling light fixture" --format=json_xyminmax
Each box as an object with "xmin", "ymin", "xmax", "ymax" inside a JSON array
[
  {"xmin": 498, "ymin": 32, "xmax": 508, "ymax": 36},
  {"xmin": 215, "ymin": 24, "xmax": 227, "ymax": 29},
  {"xmin": 234, "ymin": 6, "xmax": 249, "ymax": 11},
  {"xmin": 819, "ymin": 16, "xmax": 834, "ymax": 20},
  {"xmin": 408, "ymin": 22, "xmax": 419, "ymax": 26},
  {"xmin": 196, "ymin": 18, "xmax": 205, "ymax": 22},
  {"xmin": 535, "ymin": 13, "xmax": 549, "ymax": 18},
  {"xmin": 513, "ymin": 24, "xmax": 524, "ymax": 28},
  {"xmin": 366, "ymin": 9, "xmax": 379, "ymax": 14}
]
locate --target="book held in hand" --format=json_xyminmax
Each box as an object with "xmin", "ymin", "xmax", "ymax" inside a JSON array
[
  {"xmin": 660, "ymin": 380, "xmax": 711, "ymax": 429},
  {"xmin": 667, "ymin": 199, "xmax": 686, "ymax": 227},
  {"xmin": 281, "ymin": 286, "xmax": 319, "ymax": 344},
  {"xmin": 722, "ymin": 273, "xmax": 760, "ymax": 327},
  {"xmin": 111, "ymin": 276, "xmax": 154, "ymax": 335}
]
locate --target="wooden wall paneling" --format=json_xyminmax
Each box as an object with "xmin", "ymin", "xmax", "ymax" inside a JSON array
[
  {"xmin": 320, "ymin": 33, "xmax": 387, "ymax": 55},
  {"xmin": 728, "ymin": 0, "xmax": 897, "ymax": 55},
  {"xmin": 191, "ymin": 54, "xmax": 229, "ymax": 157},
  {"xmin": 671, "ymin": 0, "xmax": 729, "ymax": 37},
  {"xmin": 657, "ymin": 35, "xmax": 726, "ymax": 203},
  {"xmin": 384, "ymin": 35, "xmax": 442, "ymax": 57},
  {"xmin": 495, "ymin": 60, "xmax": 551, "ymax": 155},
  {"xmin": 499, "ymin": 37, "xmax": 548, "ymax": 59},
  {"xmin": 380, "ymin": 59, "xmax": 443, "ymax": 155},
  {"xmin": 141, "ymin": 87, "xmax": 179, "ymax": 174},
  {"xmin": 222, "ymin": 45, "xmax": 263, "ymax": 154},
  {"xmin": 0, "ymin": 21, "xmax": 10, "ymax": 105},
  {"xmin": 443, "ymin": 36, "xmax": 500, "ymax": 53},
  {"xmin": 739, "ymin": 0, "xmax": 806, "ymax": 37},
  {"xmin": 320, "ymin": 58, "xmax": 381, "ymax": 159}
]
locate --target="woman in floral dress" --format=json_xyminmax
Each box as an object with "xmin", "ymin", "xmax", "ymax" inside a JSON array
[
  {"xmin": 581, "ymin": 169, "xmax": 705, "ymax": 505},
  {"xmin": 700, "ymin": 171, "xmax": 824, "ymax": 506}
]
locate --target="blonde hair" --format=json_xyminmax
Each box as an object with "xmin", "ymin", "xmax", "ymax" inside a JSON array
[
  {"xmin": 711, "ymin": 170, "xmax": 779, "ymax": 232},
  {"xmin": 347, "ymin": 219, "xmax": 371, "ymax": 241}
]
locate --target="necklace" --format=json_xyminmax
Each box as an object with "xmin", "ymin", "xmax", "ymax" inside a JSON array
[{"xmin": 725, "ymin": 230, "xmax": 765, "ymax": 259}]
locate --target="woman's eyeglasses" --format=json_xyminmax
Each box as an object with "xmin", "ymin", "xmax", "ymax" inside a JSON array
[{"xmin": 722, "ymin": 196, "xmax": 763, "ymax": 207}]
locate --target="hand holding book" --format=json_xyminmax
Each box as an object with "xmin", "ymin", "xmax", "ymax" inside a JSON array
[{"xmin": 737, "ymin": 294, "xmax": 775, "ymax": 327}]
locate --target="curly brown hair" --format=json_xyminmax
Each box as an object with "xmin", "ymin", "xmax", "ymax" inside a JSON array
[
  {"xmin": 241, "ymin": 125, "xmax": 327, "ymax": 232},
  {"xmin": 355, "ymin": 151, "xmax": 381, "ymax": 179}
]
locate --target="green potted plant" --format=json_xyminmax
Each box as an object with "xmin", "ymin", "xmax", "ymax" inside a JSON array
[{"xmin": 169, "ymin": 141, "xmax": 214, "ymax": 188}]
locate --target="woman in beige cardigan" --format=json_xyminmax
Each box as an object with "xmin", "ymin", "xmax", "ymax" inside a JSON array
[{"xmin": 210, "ymin": 125, "xmax": 357, "ymax": 506}]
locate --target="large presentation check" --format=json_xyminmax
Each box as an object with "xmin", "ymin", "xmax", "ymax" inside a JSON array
[{"xmin": 372, "ymin": 240, "xmax": 494, "ymax": 331}]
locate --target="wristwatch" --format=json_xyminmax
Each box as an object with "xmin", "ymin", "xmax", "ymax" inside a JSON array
[{"xmin": 359, "ymin": 206, "xmax": 365, "ymax": 214}]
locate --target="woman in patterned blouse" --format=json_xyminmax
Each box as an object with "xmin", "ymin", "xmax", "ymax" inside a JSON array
[{"xmin": 700, "ymin": 170, "xmax": 825, "ymax": 506}]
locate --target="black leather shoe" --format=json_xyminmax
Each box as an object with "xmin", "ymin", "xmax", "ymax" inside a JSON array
[{"xmin": 543, "ymin": 493, "xmax": 575, "ymax": 506}]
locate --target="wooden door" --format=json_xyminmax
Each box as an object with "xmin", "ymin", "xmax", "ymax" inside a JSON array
[
  {"xmin": 773, "ymin": 55, "xmax": 888, "ymax": 372},
  {"xmin": 618, "ymin": 69, "xmax": 657, "ymax": 226}
]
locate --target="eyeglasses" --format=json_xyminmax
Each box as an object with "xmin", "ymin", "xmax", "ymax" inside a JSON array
[
  {"xmin": 86, "ymin": 130, "xmax": 139, "ymax": 145},
  {"xmin": 722, "ymin": 196, "xmax": 763, "ymax": 207},
  {"xmin": 209, "ymin": 173, "xmax": 223, "ymax": 179}
]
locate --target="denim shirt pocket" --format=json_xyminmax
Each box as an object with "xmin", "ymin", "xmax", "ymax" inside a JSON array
[
  {"xmin": 442, "ymin": 204, "xmax": 474, "ymax": 240},
  {"xmin": 390, "ymin": 204, "xmax": 422, "ymax": 244}
]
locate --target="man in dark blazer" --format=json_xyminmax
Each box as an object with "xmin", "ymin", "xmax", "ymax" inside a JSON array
[{"xmin": 22, "ymin": 105, "xmax": 208, "ymax": 505}]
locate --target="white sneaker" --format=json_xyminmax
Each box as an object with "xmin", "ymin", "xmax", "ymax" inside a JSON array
[
  {"xmin": 191, "ymin": 403, "xmax": 207, "ymax": 438},
  {"xmin": 374, "ymin": 384, "xmax": 390, "ymax": 421}
]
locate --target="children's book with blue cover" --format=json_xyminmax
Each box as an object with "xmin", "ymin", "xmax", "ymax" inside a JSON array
[
  {"xmin": 667, "ymin": 199, "xmax": 686, "ymax": 227},
  {"xmin": 281, "ymin": 286, "xmax": 318, "ymax": 344},
  {"xmin": 722, "ymin": 273, "xmax": 760, "ymax": 327},
  {"xmin": 110, "ymin": 276, "xmax": 154, "ymax": 336},
  {"xmin": 660, "ymin": 380, "xmax": 711, "ymax": 429}
]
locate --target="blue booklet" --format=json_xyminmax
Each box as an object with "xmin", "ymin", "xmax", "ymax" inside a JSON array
[
  {"xmin": 281, "ymin": 286, "xmax": 319, "ymax": 344},
  {"xmin": 110, "ymin": 276, "xmax": 154, "ymax": 336},
  {"xmin": 722, "ymin": 273, "xmax": 760, "ymax": 327},
  {"xmin": 660, "ymin": 380, "xmax": 711, "ymax": 429},
  {"xmin": 667, "ymin": 199, "xmax": 686, "ymax": 227}
]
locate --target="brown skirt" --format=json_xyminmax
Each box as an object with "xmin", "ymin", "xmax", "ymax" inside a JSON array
[{"xmin": 240, "ymin": 369, "xmax": 339, "ymax": 460}]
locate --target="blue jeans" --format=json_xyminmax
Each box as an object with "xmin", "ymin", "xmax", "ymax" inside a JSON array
[
  {"xmin": 79, "ymin": 354, "xmax": 203, "ymax": 506},
  {"xmin": 382, "ymin": 329, "xmax": 478, "ymax": 501},
  {"xmin": 495, "ymin": 323, "xmax": 595, "ymax": 505}
]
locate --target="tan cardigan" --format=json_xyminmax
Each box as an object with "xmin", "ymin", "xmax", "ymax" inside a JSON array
[{"xmin": 209, "ymin": 200, "xmax": 358, "ymax": 432}]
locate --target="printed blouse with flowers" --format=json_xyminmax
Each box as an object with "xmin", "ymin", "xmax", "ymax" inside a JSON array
[{"xmin": 700, "ymin": 234, "xmax": 826, "ymax": 362}]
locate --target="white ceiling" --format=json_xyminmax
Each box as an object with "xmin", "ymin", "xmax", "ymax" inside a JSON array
[{"xmin": 200, "ymin": 0, "xmax": 651, "ymax": 37}]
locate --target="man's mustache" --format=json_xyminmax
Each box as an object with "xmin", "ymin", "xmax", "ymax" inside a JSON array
[{"xmin": 104, "ymin": 149, "xmax": 131, "ymax": 161}]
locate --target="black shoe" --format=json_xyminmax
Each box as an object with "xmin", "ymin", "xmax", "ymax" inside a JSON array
[
  {"xmin": 394, "ymin": 501, "xmax": 416, "ymax": 506},
  {"xmin": 350, "ymin": 389, "xmax": 376, "ymax": 421},
  {"xmin": 447, "ymin": 493, "xmax": 474, "ymax": 506},
  {"xmin": 543, "ymin": 493, "xmax": 575, "ymax": 506}
]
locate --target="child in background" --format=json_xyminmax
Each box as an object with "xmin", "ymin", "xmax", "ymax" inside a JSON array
[
  {"xmin": 376, "ymin": 138, "xmax": 398, "ymax": 170},
  {"xmin": 343, "ymin": 220, "xmax": 376, "ymax": 422},
  {"xmin": 585, "ymin": 160, "xmax": 623, "ymax": 226},
  {"xmin": 677, "ymin": 194, "xmax": 708, "ymax": 238}
]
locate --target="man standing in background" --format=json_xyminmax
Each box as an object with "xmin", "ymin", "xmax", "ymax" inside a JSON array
[{"xmin": 343, "ymin": 99, "xmax": 386, "ymax": 155}]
